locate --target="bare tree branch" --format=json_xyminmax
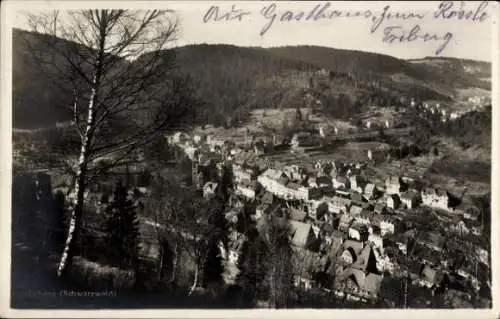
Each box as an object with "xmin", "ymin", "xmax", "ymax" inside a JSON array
[{"xmin": 23, "ymin": 9, "xmax": 195, "ymax": 277}]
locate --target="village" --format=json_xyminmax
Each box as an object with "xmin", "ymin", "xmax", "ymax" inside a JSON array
[
  {"xmin": 11, "ymin": 88, "xmax": 491, "ymax": 308},
  {"xmin": 137, "ymin": 98, "xmax": 492, "ymax": 307}
]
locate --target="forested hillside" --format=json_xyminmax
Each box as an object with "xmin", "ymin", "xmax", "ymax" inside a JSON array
[{"xmin": 13, "ymin": 29, "xmax": 491, "ymax": 129}]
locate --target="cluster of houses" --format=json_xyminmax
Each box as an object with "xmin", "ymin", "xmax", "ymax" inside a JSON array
[
  {"xmin": 417, "ymin": 98, "xmax": 490, "ymax": 123},
  {"xmin": 161, "ymin": 126, "xmax": 489, "ymax": 304}
]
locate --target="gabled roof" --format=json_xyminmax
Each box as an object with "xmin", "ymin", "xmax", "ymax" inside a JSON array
[
  {"xmin": 289, "ymin": 220, "xmax": 313, "ymax": 249},
  {"xmin": 343, "ymin": 240, "xmax": 364, "ymax": 256},
  {"xmin": 364, "ymin": 273, "xmax": 384, "ymax": 295},
  {"xmin": 352, "ymin": 243, "xmax": 373, "ymax": 272}
]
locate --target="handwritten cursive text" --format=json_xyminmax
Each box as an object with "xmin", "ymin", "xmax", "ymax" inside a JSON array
[
  {"xmin": 200, "ymin": 1, "xmax": 491, "ymax": 56},
  {"xmin": 203, "ymin": 5, "xmax": 251, "ymax": 23},
  {"xmin": 383, "ymin": 24, "xmax": 453, "ymax": 55}
]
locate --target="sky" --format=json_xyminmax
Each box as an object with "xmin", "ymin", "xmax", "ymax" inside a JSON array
[{"xmin": 9, "ymin": 1, "xmax": 498, "ymax": 62}]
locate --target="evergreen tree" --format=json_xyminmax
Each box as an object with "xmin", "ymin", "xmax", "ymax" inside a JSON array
[
  {"xmin": 203, "ymin": 238, "xmax": 225, "ymax": 287},
  {"xmin": 237, "ymin": 227, "xmax": 269, "ymax": 306},
  {"xmin": 103, "ymin": 181, "xmax": 140, "ymax": 269}
]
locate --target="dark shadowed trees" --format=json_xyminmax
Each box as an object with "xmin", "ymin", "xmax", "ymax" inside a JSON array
[
  {"xmin": 103, "ymin": 181, "xmax": 140, "ymax": 270},
  {"xmin": 25, "ymin": 10, "xmax": 197, "ymax": 277}
]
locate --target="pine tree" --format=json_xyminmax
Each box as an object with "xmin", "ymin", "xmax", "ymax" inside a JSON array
[{"xmin": 103, "ymin": 181, "xmax": 140, "ymax": 269}]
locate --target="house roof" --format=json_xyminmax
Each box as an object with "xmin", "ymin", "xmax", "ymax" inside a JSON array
[
  {"xmin": 386, "ymin": 176, "xmax": 400, "ymax": 185},
  {"xmin": 261, "ymin": 192, "xmax": 274, "ymax": 204},
  {"xmin": 317, "ymin": 176, "xmax": 332, "ymax": 186},
  {"xmin": 421, "ymin": 264, "xmax": 440, "ymax": 285},
  {"xmin": 289, "ymin": 220, "xmax": 313, "ymax": 249},
  {"xmin": 331, "ymin": 196, "xmax": 352, "ymax": 207},
  {"xmin": 365, "ymin": 183, "xmax": 375, "ymax": 193},
  {"xmin": 364, "ymin": 273, "xmax": 384, "ymax": 295},
  {"xmin": 345, "ymin": 267, "xmax": 366, "ymax": 290},
  {"xmin": 277, "ymin": 175, "xmax": 290, "ymax": 186},
  {"xmin": 287, "ymin": 182, "xmax": 302, "ymax": 190},
  {"xmin": 360, "ymin": 210, "xmax": 374, "ymax": 220},
  {"xmin": 339, "ymin": 214, "xmax": 354, "ymax": 225},
  {"xmin": 350, "ymin": 205, "xmax": 363, "ymax": 216},
  {"xmin": 423, "ymin": 188, "xmax": 448, "ymax": 197},
  {"xmin": 401, "ymin": 189, "xmax": 420, "ymax": 201},
  {"xmin": 343, "ymin": 240, "xmax": 364, "ymax": 256},
  {"xmin": 350, "ymin": 192, "xmax": 364, "ymax": 203},
  {"xmin": 349, "ymin": 221, "xmax": 366, "ymax": 231}
]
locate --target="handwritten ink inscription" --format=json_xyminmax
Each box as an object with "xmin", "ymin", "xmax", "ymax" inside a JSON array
[
  {"xmin": 201, "ymin": 1, "xmax": 492, "ymax": 56},
  {"xmin": 203, "ymin": 5, "xmax": 251, "ymax": 23}
]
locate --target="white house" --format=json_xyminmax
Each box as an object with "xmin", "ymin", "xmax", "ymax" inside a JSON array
[
  {"xmin": 387, "ymin": 194, "xmax": 401, "ymax": 210},
  {"xmin": 235, "ymin": 180, "xmax": 256, "ymax": 200},
  {"xmin": 421, "ymin": 188, "xmax": 449, "ymax": 210},
  {"xmin": 385, "ymin": 176, "xmax": 402, "ymax": 195},
  {"xmin": 380, "ymin": 217, "xmax": 395, "ymax": 236},
  {"xmin": 348, "ymin": 227, "xmax": 362, "ymax": 241}
]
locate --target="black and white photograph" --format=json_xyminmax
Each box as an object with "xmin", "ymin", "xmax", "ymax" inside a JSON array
[{"xmin": 1, "ymin": 0, "xmax": 498, "ymax": 317}]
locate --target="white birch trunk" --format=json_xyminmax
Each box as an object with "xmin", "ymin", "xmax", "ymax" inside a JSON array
[
  {"xmin": 57, "ymin": 81, "xmax": 98, "ymax": 277},
  {"xmin": 188, "ymin": 266, "xmax": 199, "ymax": 296}
]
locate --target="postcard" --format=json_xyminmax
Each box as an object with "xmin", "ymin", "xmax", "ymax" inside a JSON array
[{"xmin": 1, "ymin": 1, "xmax": 498, "ymax": 318}]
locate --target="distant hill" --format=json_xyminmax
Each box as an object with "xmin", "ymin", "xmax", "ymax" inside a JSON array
[
  {"xmin": 13, "ymin": 29, "xmax": 77, "ymax": 129},
  {"xmin": 12, "ymin": 29, "xmax": 492, "ymax": 129}
]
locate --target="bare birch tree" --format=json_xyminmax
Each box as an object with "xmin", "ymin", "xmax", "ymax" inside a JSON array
[{"xmin": 24, "ymin": 10, "xmax": 197, "ymax": 278}]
